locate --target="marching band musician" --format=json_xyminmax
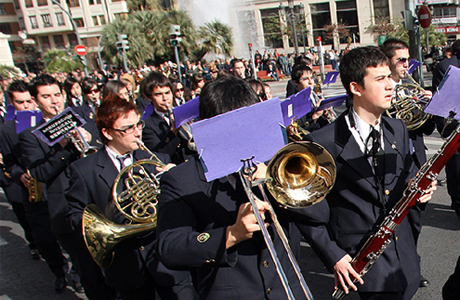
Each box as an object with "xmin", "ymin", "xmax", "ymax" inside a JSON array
[
  {"xmin": 156, "ymin": 75, "xmax": 318, "ymax": 300},
  {"xmin": 291, "ymin": 65, "xmax": 329, "ymax": 133},
  {"xmin": 73, "ymin": 77, "xmax": 101, "ymax": 125},
  {"xmin": 0, "ymin": 80, "xmax": 38, "ymax": 260},
  {"xmin": 0, "ymin": 80, "xmax": 74, "ymax": 292},
  {"xmin": 141, "ymin": 72, "xmax": 195, "ymax": 164},
  {"xmin": 301, "ymin": 47, "xmax": 436, "ymax": 300},
  {"xmin": 380, "ymin": 38, "xmax": 436, "ymax": 288},
  {"xmin": 66, "ymin": 95, "xmax": 195, "ymax": 300},
  {"xmin": 18, "ymin": 74, "xmax": 115, "ymax": 299}
]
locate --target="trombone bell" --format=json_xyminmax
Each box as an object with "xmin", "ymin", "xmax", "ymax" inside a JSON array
[{"xmin": 267, "ymin": 141, "xmax": 336, "ymax": 208}]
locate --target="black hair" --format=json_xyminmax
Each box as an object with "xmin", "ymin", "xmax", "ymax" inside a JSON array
[
  {"xmin": 82, "ymin": 77, "xmax": 98, "ymax": 94},
  {"xmin": 294, "ymin": 55, "xmax": 312, "ymax": 67},
  {"xmin": 339, "ymin": 46, "xmax": 389, "ymax": 98},
  {"xmin": 199, "ymin": 76, "xmax": 259, "ymax": 120},
  {"xmin": 291, "ymin": 65, "xmax": 313, "ymax": 83},
  {"xmin": 102, "ymin": 80, "xmax": 126, "ymax": 100},
  {"xmin": 7, "ymin": 80, "xmax": 29, "ymax": 100},
  {"xmin": 247, "ymin": 79, "xmax": 266, "ymax": 101},
  {"xmin": 29, "ymin": 74, "xmax": 61, "ymax": 98},
  {"xmin": 230, "ymin": 58, "xmax": 243, "ymax": 68},
  {"xmin": 380, "ymin": 38, "xmax": 409, "ymax": 59},
  {"xmin": 139, "ymin": 71, "xmax": 172, "ymax": 99}
]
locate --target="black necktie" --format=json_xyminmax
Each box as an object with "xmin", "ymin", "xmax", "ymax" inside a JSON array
[
  {"xmin": 116, "ymin": 154, "xmax": 130, "ymax": 170},
  {"xmin": 366, "ymin": 127, "xmax": 385, "ymax": 202}
]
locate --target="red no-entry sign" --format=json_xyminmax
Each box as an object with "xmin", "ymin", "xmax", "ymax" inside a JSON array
[
  {"xmin": 74, "ymin": 45, "xmax": 87, "ymax": 56},
  {"xmin": 418, "ymin": 5, "xmax": 432, "ymax": 29}
]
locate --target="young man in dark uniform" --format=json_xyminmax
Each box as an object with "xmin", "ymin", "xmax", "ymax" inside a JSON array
[
  {"xmin": 66, "ymin": 95, "xmax": 194, "ymax": 300},
  {"xmin": 302, "ymin": 47, "xmax": 436, "ymax": 300}
]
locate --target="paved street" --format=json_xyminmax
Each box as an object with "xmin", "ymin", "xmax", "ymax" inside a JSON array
[{"xmin": 1, "ymin": 72, "xmax": 459, "ymax": 300}]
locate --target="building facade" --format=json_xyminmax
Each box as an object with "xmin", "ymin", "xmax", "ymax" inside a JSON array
[
  {"xmin": 232, "ymin": 0, "xmax": 460, "ymax": 57},
  {"xmin": 0, "ymin": 0, "xmax": 460, "ymax": 70}
]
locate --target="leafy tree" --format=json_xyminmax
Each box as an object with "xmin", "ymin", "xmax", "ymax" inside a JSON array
[
  {"xmin": 126, "ymin": 0, "xmax": 160, "ymax": 12},
  {"xmin": 421, "ymin": 24, "xmax": 447, "ymax": 49},
  {"xmin": 42, "ymin": 49, "xmax": 84, "ymax": 73},
  {"xmin": 0, "ymin": 64, "xmax": 22, "ymax": 78},
  {"xmin": 193, "ymin": 20, "xmax": 233, "ymax": 62},
  {"xmin": 100, "ymin": 9, "xmax": 198, "ymax": 67},
  {"xmin": 324, "ymin": 21, "xmax": 349, "ymax": 47}
]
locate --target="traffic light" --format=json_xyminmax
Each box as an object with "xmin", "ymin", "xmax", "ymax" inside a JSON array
[
  {"xmin": 169, "ymin": 24, "xmax": 182, "ymax": 47},
  {"xmin": 117, "ymin": 34, "xmax": 130, "ymax": 53}
]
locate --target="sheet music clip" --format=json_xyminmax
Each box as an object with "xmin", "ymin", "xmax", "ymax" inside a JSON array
[{"xmin": 241, "ymin": 156, "xmax": 257, "ymax": 178}]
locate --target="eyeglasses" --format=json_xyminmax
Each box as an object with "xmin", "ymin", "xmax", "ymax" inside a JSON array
[
  {"xmin": 89, "ymin": 88, "xmax": 99, "ymax": 94},
  {"xmin": 397, "ymin": 57, "xmax": 409, "ymax": 63},
  {"xmin": 177, "ymin": 88, "xmax": 185, "ymax": 92},
  {"xmin": 112, "ymin": 120, "xmax": 145, "ymax": 134}
]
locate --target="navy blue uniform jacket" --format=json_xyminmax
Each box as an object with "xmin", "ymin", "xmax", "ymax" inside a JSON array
[
  {"xmin": 157, "ymin": 154, "xmax": 315, "ymax": 300},
  {"xmin": 301, "ymin": 112, "xmax": 421, "ymax": 292}
]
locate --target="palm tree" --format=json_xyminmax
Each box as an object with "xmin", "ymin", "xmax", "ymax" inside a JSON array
[
  {"xmin": 101, "ymin": 10, "xmax": 198, "ymax": 67},
  {"xmin": 0, "ymin": 64, "xmax": 22, "ymax": 78},
  {"xmin": 126, "ymin": 0, "xmax": 160, "ymax": 13},
  {"xmin": 193, "ymin": 20, "xmax": 233, "ymax": 61}
]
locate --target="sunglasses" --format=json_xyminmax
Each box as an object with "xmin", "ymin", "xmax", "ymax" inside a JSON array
[
  {"xmin": 177, "ymin": 88, "xmax": 185, "ymax": 92},
  {"xmin": 397, "ymin": 57, "xmax": 409, "ymax": 63}
]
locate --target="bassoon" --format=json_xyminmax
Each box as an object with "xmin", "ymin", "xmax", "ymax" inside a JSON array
[{"xmin": 332, "ymin": 122, "xmax": 460, "ymax": 299}]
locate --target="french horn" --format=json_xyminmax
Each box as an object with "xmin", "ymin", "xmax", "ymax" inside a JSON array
[
  {"xmin": 82, "ymin": 140, "xmax": 165, "ymax": 268},
  {"xmin": 386, "ymin": 73, "xmax": 431, "ymax": 130}
]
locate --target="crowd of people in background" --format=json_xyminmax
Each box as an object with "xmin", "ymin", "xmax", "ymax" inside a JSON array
[{"xmin": 0, "ymin": 38, "xmax": 459, "ymax": 300}]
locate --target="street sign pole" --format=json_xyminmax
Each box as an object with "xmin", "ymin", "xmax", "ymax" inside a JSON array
[{"xmin": 51, "ymin": 0, "xmax": 88, "ymax": 76}]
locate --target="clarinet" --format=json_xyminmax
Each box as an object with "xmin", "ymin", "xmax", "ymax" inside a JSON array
[{"xmin": 333, "ymin": 122, "xmax": 460, "ymax": 299}]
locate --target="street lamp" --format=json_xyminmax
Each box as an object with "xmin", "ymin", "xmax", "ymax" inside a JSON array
[
  {"xmin": 299, "ymin": 3, "xmax": 306, "ymax": 54},
  {"xmin": 51, "ymin": 0, "xmax": 88, "ymax": 76},
  {"xmin": 279, "ymin": 1, "xmax": 299, "ymax": 56}
]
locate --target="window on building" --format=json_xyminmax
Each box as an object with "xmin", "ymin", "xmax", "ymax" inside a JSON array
[
  {"xmin": 13, "ymin": 0, "xmax": 20, "ymax": 9},
  {"xmin": 260, "ymin": 8, "xmax": 283, "ymax": 49},
  {"xmin": 29, "ymin": 16, "xmax": 38, "ymax": 29},
  {"xmin": 25, "ymin": 0, "xmax": 33, "ymax": 7},
  {"xmin": 114, "ymin": 12, "xmax": 128, "ymax": 20},
  {"xmin": 433, "ymin": 6, "xmax": 457, "ymax": 19},
  {"xmin": 311, "ymin": 2, "xmax": 332, "ymax": 45},
  {"xmin": 37, "ymin": 0, "xmax": 47, "ymax": 6},
  {"xmin": 92, "ymin": 15, "xmax": 106, "ymax": 26},
  {"xmin": 18, "ymin": 17, "xmax": 25, "ymax": 30},
  {"xmin": 373, "ymin": 0, "xmax": 389, "ymax": 18},
  {"xmin": 53, "ymin": 34, "xmax": 65, "ymax": 48},
  {"xmin": 74, "ymin": 18, "xmax": 84, "ymax": 27},
  {"xmin": 42, "ymin": 14, "xmax": 52, "ymax": 27},
  {"xmin": 0, "ymin": 4, "xmax": 7, "ymax": 15},
  {"xmin": 68, "ymin": 0, "xmax": 80, "ymax": 7},
  {"xmin": 112, "ymin": 0, "xmax": 122, "ymax": 2},
  {"xmin": 0, "ymin": 23, "xmax": 12, "ymax": 34},
  {"xmin": 40, "ymin": 36, "xmax": 50, "ymax": 51},
  {"xmin": 68, "ymin": 33, "xmax": 78, "ymax": 47},
  {"xmin": 56, "ymin": 12, "xmax": 65, "ymax": 26},
  {"xmin": 88, "ymin": 0, "xmax": 101, "ymax": 4},
  {"xmin": 336, "ymin": 0, "xmax": 359, "ymax": 44}
]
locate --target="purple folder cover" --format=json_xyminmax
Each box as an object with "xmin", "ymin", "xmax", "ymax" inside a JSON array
[
  {"xmin": 141, "ymin": 103, "xmax": 154, "ymax": 120},
  {"xmin": 408, "ymin": 59, "xmax": 421, "ymax": 75},
  {"xmin": 191, "ymin": 97, "xmax": 286, "ymax": 182},
  {"xmin": 316, "ymin": 94, "xmax": 348, "ymax": 111},
  {"xmin": 172, "ymin": 96, "xmax": 200, "ymax": 128},
  {"xmin": 5, "ymin": 104, "xmax": 15, "ymax": 122},
  {"xmin": 323, "ymin": 71, "xmax": 339, "ymax": 85},
  {"xmin": 426, "ymin": 65, "xmax": 460, "ymax": 119},
  {"xmin": 280, "ymin": 87, "xmax": 311, "ymax": 127},
  {"xmin": 15, "ymin": 110, "xmax": 43, "ymax": 133}
]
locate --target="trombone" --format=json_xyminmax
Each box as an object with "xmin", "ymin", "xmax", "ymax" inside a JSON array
[{"xmin": 239, "ymin": 141, "xmax": 336, "ymax": 300}]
